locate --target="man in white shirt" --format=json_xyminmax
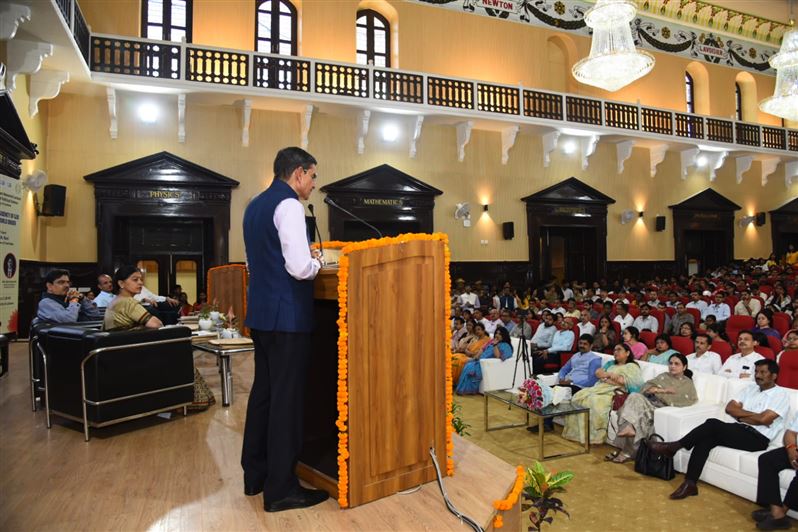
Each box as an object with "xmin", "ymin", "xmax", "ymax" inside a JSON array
[
  {"xmin": 561, "ymin": 282, "xmax": 574, "ymax": 301},
  {"xmin": 134, "ymin": 283, "xmax": 179, "ymax": 307},
  {"xmin": 632, "ymin": 303, "xmax": 659, "ymax": 333},
  {"xmin": 458, "ymin": 285, "xmax": 480, "ymax": 310},
  {"xmin": 532, "ymin": 317, "xmax": 575, "ymax": 375},
  {"xmin": 530, "ymin": 312, "xmax": 557, "ymax": 350},
  {"xmin": 753, "ymin": 410, "xmax": 798, "ymax": 529},
  {"xmin": 451, "ymin": 317, "xmax": 467, "ymax": 350},
  {"xmin": 647, "ymin": 290, "xmax": 660, "ymax": 308},
  {"xmin": 702, "ymin": 291, "xmax": 731, "ymax": 323},
  {"xmin": 719, "ymin": 330, "xmax": 765, "ymax": 380},
  {"xmin": 686, "ymin": 333, "xmax": 722, "ymax": 375},
  {"xmin": 734, "ymin": 290, "xmax": 762, "ymax": 317},
  {"xmin": 92, "ymin": 274, "xmax": 115, "ymax": 309},
  {"xmin": 686, "ymin": 291, "xmax": 708, "ymax": 315},
  {"xmin": 613, "ymin": 303, "xmax": 634, "ymax": 331},
  {"xmin": 484, "ymin": 308, "xmax": 500, "ymax": 336},
  {"xmin": 652, "ymin": 359, "xmax": 788, "ymax": 500},
  {"xmin": 473, "ymin": 309, "xmax": 492, "ymax": 334},
  {"xmin": 577, "ymin": 309, "xmax": 596, "ymax": 337}
]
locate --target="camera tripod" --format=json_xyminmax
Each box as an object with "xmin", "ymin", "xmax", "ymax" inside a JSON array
[{"xmin": 510, "ymin": 313, "xmax": 533, "ymax": 390}]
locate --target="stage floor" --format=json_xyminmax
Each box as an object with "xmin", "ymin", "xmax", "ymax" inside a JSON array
[{"xmin": 0, "ymin": 341, "xmax": 517, "ymax": 531}]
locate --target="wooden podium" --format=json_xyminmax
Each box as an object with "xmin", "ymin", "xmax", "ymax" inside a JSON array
[{"xmin": 299, "ymin": 237, "xmax": 448, "ymax": 508}]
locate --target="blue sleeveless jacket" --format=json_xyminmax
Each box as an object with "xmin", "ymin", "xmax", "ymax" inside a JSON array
[{"xmin": 243, "ymin": 179, "xmax": 314, "ymax": 332}]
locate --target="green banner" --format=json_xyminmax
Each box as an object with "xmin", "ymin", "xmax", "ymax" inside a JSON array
[{"xmin": 0, "ymin": 174, "xmax": 23, "ymax": 334}]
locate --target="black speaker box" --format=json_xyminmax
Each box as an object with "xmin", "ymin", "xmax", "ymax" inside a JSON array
[
  {"xmin": 41, "ymin": 185, "xmax": 66, "ymax": 216},
  {"xmin": 655, "ymin": 216, "xmax": 666, "ymax": 232},
  {"xmin": 755, "ymin": 212, "xmax": 766, "ymax": 226},
  {"xmin": 502, "ymin": 222, "xmax": 514, "ymax": 240}
]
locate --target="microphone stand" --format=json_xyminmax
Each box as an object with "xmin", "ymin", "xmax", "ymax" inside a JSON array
[
  {"xmin": 324, "ymin": 196, "xmax": 383, "ymax": 239},
  {"xmin": 308, "ymin": 203, "xmax": 324, "ymax": 259}
]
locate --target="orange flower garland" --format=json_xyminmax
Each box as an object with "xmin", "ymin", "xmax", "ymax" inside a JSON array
[
  {"xmin": 335, "ymin": 233, "xmax": 452, "ymax": 508},
  {"xmin": 311, "ymin": 241, "xmax": 350, "ymax": 250},
  {"xmin": 492, "ymin": 465, "xmax": 526, "ymax": 528}
]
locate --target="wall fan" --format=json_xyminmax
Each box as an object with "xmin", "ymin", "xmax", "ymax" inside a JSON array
[{"xmin": 23, "ymin": 169, "xmax": 48, "ymax": 192}]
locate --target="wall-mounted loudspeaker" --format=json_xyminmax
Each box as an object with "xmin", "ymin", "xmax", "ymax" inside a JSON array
[
  {"xmin": 502, "ymin": 222, "xmax": 514, "ymax": 240},
  {"xmin": 41, "ymin": 184, "xmax": 66, "ymax": 216},
  {"xmin": 655, "ymin": 216, "xmax": 666, "ymax": 232},
  {"xmin": 755, "ymin": 212, "xmax": 766, "ymax": 226}
]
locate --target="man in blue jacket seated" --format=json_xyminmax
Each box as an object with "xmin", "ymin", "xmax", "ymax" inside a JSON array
[
  {"xmin": 530, "ymin": 333, "xmax": 600, "ymax": 433},
  {"xmin": 35, "ymin": 269, "xmax": 103, "ymax": 324}
]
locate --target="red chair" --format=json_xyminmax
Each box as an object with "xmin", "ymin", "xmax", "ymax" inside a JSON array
[
  {"xmin": 611, "ymin": 321, "xmax": 622, "ymax": 341},
  {"xmin": 777, "ymin": 351, "xmax": 798, "ymax": 389},
  {"xmin": 727, "ymin": 315, "xmax": 755, "ymax": 338},
  {"xmin": 774, "ymin": 313, "xmax": 791, "ymax": 337},
  {"xmin": 649, "ymin": 309, "xmax": 666, "ymax": 334},
  {"xmin": 766, "ymin": 336, "xmax": 783, "ymax": 354},
  {"xmin": 628, "ymin": 306, "xmax": 640, "ymax": 318},
  {"xmin": 760, "ymin": 285, "xmax": 774, "ymax": 296},
  {"xmin": 726, "ymin": 295, "xmax": 739, "ymax": 309},
  {"xmin": 665, "ymin": 307, "xmax": 676, "ymax": 317},
  {"xmin": 755, "ymin": 346, "xmax": 776, "ymax": 360},
  {"xmin": 711, "ymin": 340, "xmax": 734, "ymax": 362},
  {"xmin": 639, "ymin": 331, "xmax": 658, "ymax": 349},
  {"xmin": 670, "ymin": 336, "xmax": 694, "ymax": 356},
  {"xmin": 728, "ymin": 330, "xmax": 740, "ymax": 347},
  {"xmin": 684, "ymin": 308, "xmax": 701, "ymax": 325}
]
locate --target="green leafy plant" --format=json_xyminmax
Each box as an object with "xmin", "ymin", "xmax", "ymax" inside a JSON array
[
  {"xmin": 197, "ymin": 304, "xmax": 211, "ymax": 319},
  {"xmin": 522, "ymin": 461, "xmax": 574, "ymax": 531},
  {"xmin": 451, "ymin": 401, "xmax": 471, "ymax": 437}
]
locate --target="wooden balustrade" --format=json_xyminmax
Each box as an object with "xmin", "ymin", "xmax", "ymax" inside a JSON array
[
  {"xmin": 373, "ymin": 70, "xmax": 423, "ymax": 103},
  {"xmin": 640, "ymin": 108, "xmax": 672, "ymax": 135},
  {"xmin": 674, "ymin": 113, "xmax": 704, "ymax": 139},
  {"xmin": 427, "ymin": 77, "xmax": 474, "ymax": 109},
  {"xmin": 604, "ymin": 102, "xmax": 638, "ymax": 130},
  {"xmin": 762, "ymin": 127, "xmax": 786, "ymax": 150},
  {"xmin": 523, "ymin": 90, "xmax": 562, "ymax": 120},
  {"xmin": 477, "ymin": 83, "xmax": 519, "ymax": 115},
  {"xmin": 253, "ymin": 55, "xmax": 310, "ymax": 91},
  {"xmin": 91, "ymin": 36, "xmax": 181, "ymax": 79},
  {"xmin": 315, "ymin": 62, "xmax": 369, "ymax": 98},
  {"xmin": 566, "ymin": 96, "xmax": 602, "ymax": 125}
]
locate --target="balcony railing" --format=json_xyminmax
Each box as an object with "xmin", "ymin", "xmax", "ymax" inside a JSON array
[
  {"xmin": 85, "ymin": 33, "xmax": 798, "ymax": 154},
  {"xmin": 55, "ymin": 0, "xmax": 91, "ymax": 65}
]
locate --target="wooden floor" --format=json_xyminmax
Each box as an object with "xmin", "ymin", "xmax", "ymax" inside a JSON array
[{"xmin": 0, "ymin": 342, "xmax": 517, "ymax": 531}]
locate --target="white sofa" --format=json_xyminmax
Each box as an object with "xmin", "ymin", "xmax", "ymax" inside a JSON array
[{"xmin": 479, "ymin": 337, "xmax": 531, "ymax": 393}]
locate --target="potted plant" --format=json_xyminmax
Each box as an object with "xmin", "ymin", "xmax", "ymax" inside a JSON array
[
  {"xmin": 523, "ymin": 461, "xmax": 574, "ymax": 531},
  {"xmin": 198, "ymin": 305, "xmax": 213, "ymax": 331}
]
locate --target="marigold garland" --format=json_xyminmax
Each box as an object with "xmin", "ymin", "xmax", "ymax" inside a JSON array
[
  {"xmin": 311, "ymin": 241, "xmax": 350, "ymax": 250},
  {"xmin": 335, "ymin": 233, "xmax": 452, "ymax": 508},
  {"xmin": 491, "ymin": 465, "xmax": 526, "ymax": 528}
]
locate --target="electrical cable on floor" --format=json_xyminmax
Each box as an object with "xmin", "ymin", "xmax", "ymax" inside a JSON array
[
  {"xmin": 397, "ymin": 485, "xmax": 423, "ymax": 495},
  {"xmin": 428, "ymin": 447, "xmax": 484, "ymax": 532}
]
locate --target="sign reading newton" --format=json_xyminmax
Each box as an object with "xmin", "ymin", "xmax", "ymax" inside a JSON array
[{"xmin": 0, "ymin": 174, "xmax": 22, "ymax": 334}]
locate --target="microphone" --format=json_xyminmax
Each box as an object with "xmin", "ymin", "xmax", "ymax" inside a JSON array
[
  {"xmin": 323, "ymin": 196, "xmax": 383, "ymax": 239},
  {"xmin": 307, "ymin": 203, "xmax": 324, "ymax": 258}
]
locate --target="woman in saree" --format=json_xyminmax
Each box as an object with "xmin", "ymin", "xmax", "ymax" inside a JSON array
[
  {"xmin": 643, "ymin": 334, "xmax": 680, "ymax": 365},
  {"xmin": 455, "ymin": 326, "xmax": 513, "ymax": 395},
  {"xmin": 451, "ymin": 320, "xmax": 489, "ymax": 385},
  {"xmin": 104, "ymin": 265, "xmax": 215, "ymax": 410},
  {"xmin": 607, "ymin": 352, "xmax": 697, "ymax": 463},
  {"xmin": 592, "ymin": 314, "xmax": 616, "ymax": 353},
  {"xmin": 561, "ymin": 343, "xmax": 643, "ymax": 445}
]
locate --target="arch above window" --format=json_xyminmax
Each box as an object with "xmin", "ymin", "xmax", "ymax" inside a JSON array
[
  {"xmin": 256, "ymin": 0, "xmax": 298, "ymax": 55},
  {"xmin": 356, "ymin": 9, "xmax": 390, "ymax": 67},
  {"xmin": 142, "ymin": 0, "xmax": 192, "ymax": 43},
  {"xmin": 685, "ymin": 62, "xmax": 710, "ymax": 115},
  {"xmin": 735, "ymin": 71, "xmax": 757, "ymax": 123}
]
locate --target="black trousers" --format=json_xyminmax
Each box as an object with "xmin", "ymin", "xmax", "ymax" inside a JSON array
[
  {"xmin": 680, "ymin": 418, "xmax": 769, "ymax": 482},
  {"xmin": 757, "ymin": 447, "xmax": 798, "ymax": 510},
  {"xmin": 241, "ymin": 329, "xmax": 311, "ymax": 503},
  {"xmin": 532, "ymin": 351, "xmax": 560, "ymax": 375}
]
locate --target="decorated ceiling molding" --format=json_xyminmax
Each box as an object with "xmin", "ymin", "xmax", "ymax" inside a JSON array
[{"xmin": 409, "ymin": 0, "xmax": 781, "ymax": 75}]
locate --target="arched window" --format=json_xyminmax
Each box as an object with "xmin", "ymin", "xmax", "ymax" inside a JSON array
[
  {"xmin": 142, "ymin": 0, "xmax": 192, "ymax": 42},
  {"xmin": 255, "ymin": 0, "xmax": 297, "ymax": 55},
  {"xmin": 356, "ymin": 9, "xmax": 390, "ymax": 67},
  {"xmin": 735, "ymin": 83, "xmax": 742, "ymax": 120},
  {"xmin": 685, "ymin": 72, "xmax": 695, "ymax": 114}
]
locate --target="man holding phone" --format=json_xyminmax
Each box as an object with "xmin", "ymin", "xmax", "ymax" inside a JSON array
[{"xmin": 35, "ymin": 269, "xmax": 103, "ymax": 323}]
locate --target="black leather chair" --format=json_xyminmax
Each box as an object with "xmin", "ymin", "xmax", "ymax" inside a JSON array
[{"xmin": 40, "ymin": 325, "xmax": 195, "ymax": 440}]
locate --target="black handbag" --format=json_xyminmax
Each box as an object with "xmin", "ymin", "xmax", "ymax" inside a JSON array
[{"xmin": 634, "ymin": 434, "xmax": 675, "ymax": 480}]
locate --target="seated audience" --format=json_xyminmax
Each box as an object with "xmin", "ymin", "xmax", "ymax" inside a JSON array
[
  {"xmin": 614, "ymin": 303, "xmax": 634, "ymax": 331},
  {"xmin": 557, "ymin": 334, "xmax": 601, "ymax": 392},
  {"xmin": 509, "ymin": 317, "xmax": 532, "ymax": 339},
  {"xmin": 103, "ymin": 265, "xmax": 215, "ymax": 410},
  {"xmin": 592, "ymin": 315, "xmax": 616, "ymax": 353},
  {"xmin": 669, "ymin": 302, "xmax": 695, "ymax": 336},
  {"xmin": 705, "ymin": 322, "xmax": 728, "ymax": 343},
  {"xmin": 754, "ymin": 414, "xmax": 798, "ymax": 530},
  {"xmin": 644, "ymin": 334, "xmax": 679, "ymax": 365},
  {"xmin": 734, "ymin": 289, "xmax": 762, "ymax": 317},
  {"xmin": 451, "ymin": 321, "xmax": 490, "ymax": 384},
  {"xmin": 451, "ymin": 316, "xmax": 467, "ymax": 350},
  {"xmin": 496, "ymin": 309, "xmax": 517, "ymax": 335},
  {"xmin": 720, "ymin": 330, "xmax": 765, "ymax": 380},
  {"xmin": 633, "ymin": 303, "xmax": 659, "ymax": 333},
  {"xmin": 686, "ymin": 333, "xmax": 723, "ymax": 375},
  {"xmin": 193, "ymin": 291, "xmax": 208, "ymax": 313},
  {"xmin": 529, "ymin": 312, "xmax": 557, "ymax": 350},
  {"xmin": 651, "ymin": 360, "xmax": 788, "ymax": 500},
  {"xmin": 458, "ymin": 285, "xmax": 480, "ymax": 310},
  {"xmin": 766, "ymin": 285, "xmax": 792, "ymax": 313},
  {"xmin": 178, "ymin": 293, "xmax": 193, "ymax": 317},
  {"xmin": 92, "ymin": 274, "xmax": 115, "ymax": 308},
  {"xmin": 484, "ymin": 308, "xmax": 500, "ymax": 335},
  {"xmin": 703, "ymin": 292, "xmax": 731, "ymax": 323},
  {"xmin": 577, "ymin": 309, "xmax": 596, "ymax": 337},
  {"xmin": 561, "ymin": 342, "xmax": 643, "ymax": 445},
  {"xmin": 776, "ymin": 329, "xmax": 798, "ymax": 363},
  {"xmin": 678, "ymin": 321, "xmax": 697, "ymax": 339},
  {"xmin": 36, "ymin": 269, "xmax": 103, "ymax": 323},
  {"xmin": 453, "ymin": 319, "xmax": 477, "ymax": 354},
  {"xmin": 753, "ymin": 310, "xmax": 782, "ymax": 345},
  {"xmin": 532, "ymin": 317, "xmax": 575, "ymax": 375},
  {"xmin": 455, "ymin": 326, "xmax": 512, "ymax": 395},
  {"xmin": 608, "ymin": 353, "xmax": 697, "ymax": 463},
  {"xmin": 687, "ymin": 291, "xmax": 708, "ymax": 315},
  {"xmin": 622, "ymin": 326, "xmax": 647, "ymax": 360}
]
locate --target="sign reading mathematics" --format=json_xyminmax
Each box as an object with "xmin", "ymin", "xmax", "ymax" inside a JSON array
[
  {"xmin": 0, "ymin": 174, "xmax": 22, "ymax": 334},
  {"xmin": 409, "ymin": 0, "xmax": 777, "ymax": 76}
]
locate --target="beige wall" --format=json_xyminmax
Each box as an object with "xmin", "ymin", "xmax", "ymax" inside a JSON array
[
  {"xmin": 15, "ymin": 91, "xmax": 798, "ymax": 265},
  {"xmin": 78, "ymin": 0, "xmax": 781, "ymax": 124}
]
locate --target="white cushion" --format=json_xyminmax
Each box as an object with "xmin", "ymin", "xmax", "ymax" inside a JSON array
[
  {"xmin": 707, "ymin": 447, "xmax": 743, "ymax": 472},
  {"xmin": 691, "ymin": 373, "xmax": 727, "ymax": 405},
  {"xmin": 653, "ymin": 405, "xmax": 724, "ymax": 442},
  {"xmin": 739, "ymin": 450, "xmax": 766, "ymax": 478}
]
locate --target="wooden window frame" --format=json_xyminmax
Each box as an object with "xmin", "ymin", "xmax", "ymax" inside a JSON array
[
  {"xmin": 255, "ymin": 0, "xmax": 298, "ymax": 55},
  {"xmin": 356, "ymin": 9, "xmax": 390, "ymax": 68},
  {"xmin": 141, "ymin": 0, "xmax": 193, "ymax": 43},
  {"xmin": 685, "ymin": 72, "xmax": 695, "ymax": 114},
  {"xmin": 735, "ymin": 82, "xmax": 742, "ymax": 121}
]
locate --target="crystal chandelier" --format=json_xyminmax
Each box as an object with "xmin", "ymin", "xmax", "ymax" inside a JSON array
[
  {"xmin": 760, "ymin": 28, "xmax": 798, "ymax": 122},
  {"xmin": 572, "ymin": 0, "xmax": 655, "ymax": 92}
]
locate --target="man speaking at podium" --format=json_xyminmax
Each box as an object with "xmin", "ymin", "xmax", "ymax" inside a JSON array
[{"xmin": 241, "ymin": 147, "xmax": 328, "ymax": 512}]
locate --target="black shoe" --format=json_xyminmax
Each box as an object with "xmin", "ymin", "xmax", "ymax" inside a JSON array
[
  {"xmin": 245, "ymin": 484, "xmax": 263, "ymax": 496},
  {"xmin": 757, "ymin": 516, "xmax": 792, "ymax": 530},
  {"xmin": 264, "ymin": 487, "xmax": 330, "ymax": 512},
  {"xmin": 753, "ymin": 509, "xmax": 773, "ymax": 522},
  {"xmin": 669, "ymin": 480, "xmax": 698, "ymax": 500},
  {"xmin": 527, "ymin": 425, "xmax": 554, "ymax": 433}
]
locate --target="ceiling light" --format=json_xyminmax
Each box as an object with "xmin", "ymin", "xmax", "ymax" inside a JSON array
[
  {"xmin": 381, "ymin": 123, "xmax": 400, "ymax": 142},
  {"xmin": 760, "ymin": 28, "xmax": 798, "ymax": 121},
  {"xmin": 562, "ymin": 139, "xmax": 577, "ymax": 154},
  {"xmin": 572, "ymin": 0, "xmax": 655, "ymax": 92},
  {"xmin": 138, "ymin": 103, "xmax": 159, "ymax": 123}
]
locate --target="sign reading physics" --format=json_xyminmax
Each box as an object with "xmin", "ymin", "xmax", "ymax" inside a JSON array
[{"xmin": 0, "ymin": 174, "xmax": 22, "ymax": 334}]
